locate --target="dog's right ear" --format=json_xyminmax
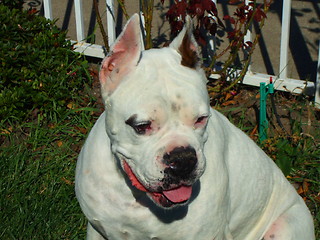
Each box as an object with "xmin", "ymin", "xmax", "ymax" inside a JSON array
[{"xmin": 99, "ymin": 14, "xmax": 142, "ymax": 96}]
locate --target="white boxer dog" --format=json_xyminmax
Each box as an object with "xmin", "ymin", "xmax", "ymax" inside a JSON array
[{"xmin": 75, "ymin": 14, "xmax": 315, "ymax": 240}]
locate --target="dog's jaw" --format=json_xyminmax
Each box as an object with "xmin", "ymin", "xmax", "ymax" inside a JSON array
[{"xmin": 122, "ymin": 159, "xmax": 193, "ymax": 208}]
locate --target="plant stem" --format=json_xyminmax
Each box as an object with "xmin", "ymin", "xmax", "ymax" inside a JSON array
[
  {"xmin": 208, "ymin": 0, "xmax": 273, "ymax": 93},
  {"xmin": 93, "ymin": 0, "xmax": 109, "ymax": 52},
  {"xmin": 220, "ymin": 34, "xmax": 260, "ymax": 93},
  {"xmin": 141, "ymin": 0, "xmax": 154, "ymax": 49},
  {"xmin": 117, "ymin": 0, "xmax": 129, "ymax": 20}
]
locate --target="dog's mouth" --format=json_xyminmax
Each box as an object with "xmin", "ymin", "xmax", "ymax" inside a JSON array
[{"xmin": 122, "ymin": 160, "xmax": 192, "ymax": 208}]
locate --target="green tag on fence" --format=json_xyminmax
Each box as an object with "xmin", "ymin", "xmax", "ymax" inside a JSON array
[{"xmin": 259, "ymin": 77, "xmax": 274, "ymax": 142}]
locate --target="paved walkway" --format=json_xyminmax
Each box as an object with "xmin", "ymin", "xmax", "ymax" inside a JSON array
[{"xmin": 24, "ymin": 0, "xmax": 319, "ymax": 82}]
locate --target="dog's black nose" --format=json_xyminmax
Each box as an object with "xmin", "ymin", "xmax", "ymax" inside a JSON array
[{"xmin": 163, "ymin": 146, "xmax": 197, "ymax": 178}]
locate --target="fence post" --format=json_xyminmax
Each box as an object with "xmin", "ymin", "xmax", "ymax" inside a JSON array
[
  {"xmin": 244, "ymin": 0, "xmax": 252, "ymax": 72},
  {"xmin": 208, "ymin": 0, "xmax": 217, "ymax": 59},
  {"xmin": 106, "ymin": 0, "xmax": 116, "ymax": 46},
  {"xmin": 279, "ymin": 0, "xmax": 291, "ymax": 80},
  {"xmin": 43, "ymin": 0, "xmax": 53, "ymax": 20},
  {"xmin": 74, "ymin": 0, "xmax": 85, "ymax": 42},
  {"xmin": 316, "ymin": 41, "xmax": 320, "ymax": 108}
]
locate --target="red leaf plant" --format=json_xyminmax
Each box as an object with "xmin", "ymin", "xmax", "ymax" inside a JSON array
[{"xmin": 163, "ymin": 0, "xmax": 272, "ymax": 96}]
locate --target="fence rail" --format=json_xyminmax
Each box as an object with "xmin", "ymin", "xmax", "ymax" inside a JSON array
[{"xmin": 42, "ymin": 0, "xmax": 320, "ymax": 106}]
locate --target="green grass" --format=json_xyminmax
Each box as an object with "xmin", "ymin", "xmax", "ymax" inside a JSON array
[
  {"xmin": 0, "ymin": 5, "xmax": 98, "ymax": 237},
  {"xmin": 0, "ymin": 109, "xmax": 99, "ymax": 239}
]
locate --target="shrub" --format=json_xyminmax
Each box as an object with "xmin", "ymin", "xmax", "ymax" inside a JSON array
[
  {"xmin": 0, "ymin": 5, "xmax": 91, "ymax": 122},
  {"xmin": 0, "ymin": 0, "xmax": 24, "ymax": 10}
]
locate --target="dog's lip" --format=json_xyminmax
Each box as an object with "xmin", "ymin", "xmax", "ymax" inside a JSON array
[
  {"xmin": 122, "ymin": 160, "xmax": 192, "ymax": 207},
  {"xmin": 122, "ymin": 160, "xmax": 148, "ymax": 192}
]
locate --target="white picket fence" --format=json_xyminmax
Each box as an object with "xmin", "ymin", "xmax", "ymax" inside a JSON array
[{"xmin": 42, "ymin": 0, "xmax": 320, "ymax": 106}]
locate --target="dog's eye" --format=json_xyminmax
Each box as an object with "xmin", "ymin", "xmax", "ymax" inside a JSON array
[
  {"xmin": 194, "ymin": 116, "xmax": 208, "ymax": 128},
  {"xmin": 132, "ymin": 122, "xmax": 152, "ymax": 135},
  {"xmin": 125, "ymin": 115, "xmax": 152, "ymax": 135}
]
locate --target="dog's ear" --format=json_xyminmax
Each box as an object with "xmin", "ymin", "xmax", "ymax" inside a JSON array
[
  {"xmin": 99, "ymin": 14, "xmax": 142, "ymax": 96},
  {"xmin": 169, "ymin": 16, "xmax": 201, "ymax": 69}
]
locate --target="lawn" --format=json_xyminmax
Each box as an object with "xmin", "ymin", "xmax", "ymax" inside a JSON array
[{"xmin": 0, "ymin": 110, "xmax": 91, "ymax": 238}]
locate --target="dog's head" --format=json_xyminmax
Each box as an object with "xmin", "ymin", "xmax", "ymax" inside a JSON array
[{"xmin": 99, "ymin": 14, "xmax": 210, "ymax": 208}]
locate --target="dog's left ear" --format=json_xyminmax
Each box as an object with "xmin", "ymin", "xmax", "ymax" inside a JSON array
[{"xmin": 169, "ymin": 16, "xmax": 201, "ymax": 69}]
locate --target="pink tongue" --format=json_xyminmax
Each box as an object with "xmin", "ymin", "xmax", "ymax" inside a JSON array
[{"xmin": 162, "ymin": 186, "xmax": 192, "ymax": 203}]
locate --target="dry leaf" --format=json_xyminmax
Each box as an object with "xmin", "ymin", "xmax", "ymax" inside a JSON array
[
  {"xmin": 0, "ymin": 127, "xmax": 12, "ymax": 135},
  {"xmin": 221, "ymin": 100, "xmax": 237, "ymax": 106},
  {"xmin": 75, "ymin": 126, "xmax": 88, "ymax": 135},
  {"xmin": 297, "ymin": 180, "xmax": 309, "ymax": 195},
  {"xmin": 225, "ymin": 92, "xmax": 233, "ymax": 101},
  {"xmin": 57, "ymin": 141, "xmax": 63, "ymax": 147},
  {"xmin": 48, "ymin": 123, "xmax": 56, "ymax": 129},
  {"xmin": 61, "ymin": 177, "xmax": 73, "ymax": 185},
  {"xmin": 250, "ymin": 125, "xmax": 258, "ymax": 138},
  {"xmin": 67, "ymin": 102, "xmax": 75, "ymax": 109}
]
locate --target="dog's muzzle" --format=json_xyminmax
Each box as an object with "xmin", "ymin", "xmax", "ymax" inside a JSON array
[{"xmin": 122, "ymin": 146, "xmax": 199, "ymax": 208}]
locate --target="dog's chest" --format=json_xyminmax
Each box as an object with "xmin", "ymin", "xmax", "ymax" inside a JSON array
[
  {"xmin": 98, "ymin": 207, "xmax": 219, "ymax": 240},
  {"xmin": 91, "ymin": 188, "xmax": 221, "ymax": 240}
]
